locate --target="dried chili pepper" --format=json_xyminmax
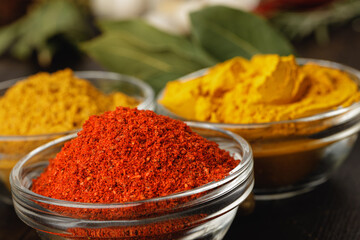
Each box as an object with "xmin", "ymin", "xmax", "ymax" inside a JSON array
[
  {"xmin": 31, "ymin": 107, "xmax": 239, "ymax": 239},
  {"xmin": 32, "ymin": 107, "xmax": 238, "ymax": 203}
]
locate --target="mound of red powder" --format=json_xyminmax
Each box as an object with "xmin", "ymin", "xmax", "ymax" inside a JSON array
[{"xmin": 32, "ymin": 107, "xmax": 239, "ymax": 203}]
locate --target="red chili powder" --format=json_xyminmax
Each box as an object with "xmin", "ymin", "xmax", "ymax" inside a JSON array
[{"xmin": 32, "ymin": 107, "xmax": 239, "ymax": 204}]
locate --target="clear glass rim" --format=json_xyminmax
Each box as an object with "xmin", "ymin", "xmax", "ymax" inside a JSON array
[
  {"xmin": 10, "ymin": 122, "xmax": 253, "ymax": 209},
  {"xmin": 157, "ymin": 58, "xmax": 360, "ymax": 129},
  {"xmin": 0, "ymin": 71, "xmax": 155, "ymax": 140}
]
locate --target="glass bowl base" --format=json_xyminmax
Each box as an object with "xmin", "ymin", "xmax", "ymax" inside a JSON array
[
  {"xmin": 254, "ymin": 176, "xmax": 329, "ymax": 200},
  {"xmin": 0, "ymin": 182, "xmax": 12, "ymax": 204}
]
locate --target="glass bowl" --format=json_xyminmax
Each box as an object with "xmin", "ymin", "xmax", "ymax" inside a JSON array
[
  {"xmin": 10, "ymin": 123, "xmax": 254, "ymax": 240},
  {"xmin": 156, "ymin": 58, "xmax": 360, "ymax": 200},
  {"xmin": 0, "ymin": 71, "xmax": 154, "ymax": 204}
]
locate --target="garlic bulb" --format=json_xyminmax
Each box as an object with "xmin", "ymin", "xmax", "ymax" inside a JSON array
[
  {"xmin": 145, "ymin": 0, "xmax": 205, "ymax": 35},
  {"xmin": 90, "ymin": 0, "xmax": 148, "ymax": 19},
  {"xmin": 205, "ymin": 0, "xmax": 260, "ymax": 11},
  {"xmin": 174, "ymin": 1, "xmax": 206, "ymax": 33},
  {"xmin": 144, "ymin": 12, "xmax": 181, "ymax": 35}
]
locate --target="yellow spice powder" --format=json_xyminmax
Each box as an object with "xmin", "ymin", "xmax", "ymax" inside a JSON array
[
  {"xmin": 0, "ymin": 69, "xmax": 139, "ymax": 135},
  {"xmin": 160, "ymin": 55, "xmax": 360, "ymax": 124},
  {"xmin": 160, "ymin": 55, "xmax": 360, "ymax": 188},
  {"xmin": 0, "ymin": 69, "xmax": 140, "ymax": 191}
]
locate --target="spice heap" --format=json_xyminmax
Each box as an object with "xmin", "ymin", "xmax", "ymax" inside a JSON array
[
  {"xmin": 0, "ymin": 69, "xmax": 138, "ymax": 135},
  {"xmin": 0, "ymin": 69, "xmax": 138, "ymax": 192},
  {"xmin": 31, "ymin": 107, "xmax": 239, "ymax": 239},
  {"xmin": 32, "ymin": 107, "xmax": 238, "ymax": 203},
  {"xmin": 160, "ymin": 54, "xmax": 360, "ymax": 123},
  {"xmin": 159, "ymin": 54, "xmax": 360, "ymax": 190}
]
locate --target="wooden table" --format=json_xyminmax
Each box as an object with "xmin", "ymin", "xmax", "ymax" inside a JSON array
[{"xmin": 0, "ymin": 23, "xmax": 359, "ymax": 240}]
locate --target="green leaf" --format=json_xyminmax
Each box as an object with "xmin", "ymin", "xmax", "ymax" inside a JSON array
[
  {"xmin": 0, "ymin": 0, "xmax": 91, "ymax": 65},
  {"xmin": 98, "ymin": 19, "xmax": 217, "ymax": 67},
  {"xmin": 190, "ymin": 6, "xmax": 295, "ymax": 61},
  {"xmin": 0, "ymin": 21, "xmax": 22, "ymax": 55},
  {"xmin": 81, "ymin": 31, "xmax": 206, "ymax": 93},
  {"xmin": 270, "ymin": 0, "xmax": 360, "ymax": 41}
]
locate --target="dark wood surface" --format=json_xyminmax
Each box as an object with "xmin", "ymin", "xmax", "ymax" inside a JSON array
[{"xmin": 1, "ymin": 23, "xmax": 360, "ymax": 240}]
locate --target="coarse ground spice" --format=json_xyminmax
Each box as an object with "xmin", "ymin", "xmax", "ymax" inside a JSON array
[
  {"xmin": 32, "ymin": 107, "xmax": 238, "ymax": 203},
  {"xmin": 0, "ymin": 69, "xmax": 139, "ymax": 191},
  {"xmin": 68, "ymin": 214, "xmax": 208, "ymax": 240},
  {"xmin": 31, "ymin": 107, "xmax": 239, "ymax": 239}
]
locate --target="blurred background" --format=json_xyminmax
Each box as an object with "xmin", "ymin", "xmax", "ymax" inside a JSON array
[
  {"xmin": 1, "ymin": 0, "xmax": 360, "ymax": 91},
  {"xmin": 0, "ymin": 1, "xmax": 360, "ymax": 239}
]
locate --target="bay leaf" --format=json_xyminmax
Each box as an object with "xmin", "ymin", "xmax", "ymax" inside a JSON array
[
  {"xmin": 270, "ymin": 0, "xmax": 360, "ymax": 41},
  {"xmin": 98, "ymin": 19, "xmax": 217, "ymax": 67},
  {"xmin": 0, "ymin": 0, "xmax": 91, "ymax": 66},
  {"xmin": 0, "ymin": 21, "xmax": 22, "ymax": 55},
  {"xmin": 190, "ymin": 6, "xmax": 295, "ymax": 61},
  {"xmin": 81, "ymin": 31, "xmax": 205, "ymax": 92},
  {"xmin": 11, "ymin": 0, "xmax": 91, "ymax": 60}
]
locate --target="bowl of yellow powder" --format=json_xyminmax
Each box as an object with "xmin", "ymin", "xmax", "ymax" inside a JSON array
[
  {"xmin": 157, "ymin": 54, "xmax": 360, "ymax": 200},
  {"xmin": 0, "ymin": 69, "xmax": 154, "ymax": 204}
]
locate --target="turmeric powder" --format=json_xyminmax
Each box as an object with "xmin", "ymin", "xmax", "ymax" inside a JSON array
[
  {"xmin": 159, "ymin": 55, "xmax": 360, "ymax": 191},
  {"xmin": 160, "ymin": 55, "xmax": 360, "ymax": 124},
  {"xmin": 0, "ymin": 69, "xmax": 139, "ymax": 135}
]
